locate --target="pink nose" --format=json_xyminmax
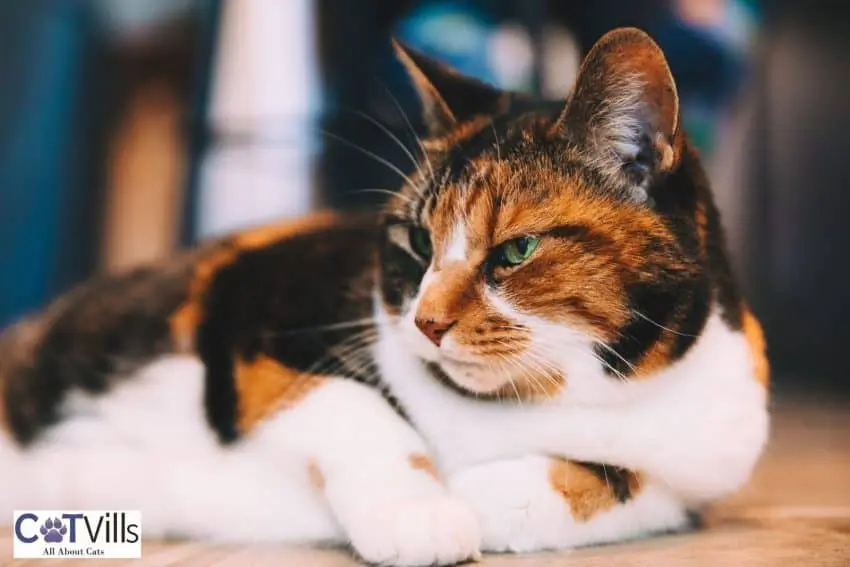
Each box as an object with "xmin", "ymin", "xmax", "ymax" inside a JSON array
[{"xmin": 414, "ymin": 317, "xmax": 456, "ymax": 347}]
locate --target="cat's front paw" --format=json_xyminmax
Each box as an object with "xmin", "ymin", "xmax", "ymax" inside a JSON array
[{"xmin": 348, "ymin": 495, "xmax": 481, "ymax": 566}]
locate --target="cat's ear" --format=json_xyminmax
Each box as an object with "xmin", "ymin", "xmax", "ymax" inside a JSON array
[
  {"xmin": 392, "ymin": 39, "xmax": 505, "ymax": 138},
  {"xmin": 554, "ymin": 28, "xmax": 680, "ymax": 197}
]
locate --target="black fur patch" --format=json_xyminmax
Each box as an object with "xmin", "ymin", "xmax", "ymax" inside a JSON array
[
  {"xmin": 0, "ymin": 248, "xmax": 215, "ymax": 444},
  {"xmin": 377, "ymin": 227, "xmax": 425, "ymax": 313},
  {"xmin": 598, "ymin": 281, "xmax": 675, "ymax": 377},
  {"xmin": 195, "ymin": 217, "xmax": 387, "ymax": 442}
]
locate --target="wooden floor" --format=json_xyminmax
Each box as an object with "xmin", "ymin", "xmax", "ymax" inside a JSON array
[{"xmin": 3, "ymin": 398, "xmax": 849, "ymax": 566}]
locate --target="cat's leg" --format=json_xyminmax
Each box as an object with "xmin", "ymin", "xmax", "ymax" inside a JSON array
[
  {"xmin": 438, "ymin": 371, "xmax": 768, "ymax": 504},
  {"xmin": 2, "ymin": 355, "xmax": 480, "ymax": 565},
  {"xmin": 448, "ymin": 455, "xmax": 689, "ymax": 553},
  {"xmin": 0, "ymin": 356, "xmax": 342, "ymax": 544},
  {"xmin": 257, "ymin": 378, "xmax": 481, "ymax": 566}
]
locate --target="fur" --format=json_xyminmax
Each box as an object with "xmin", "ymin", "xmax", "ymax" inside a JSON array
[{"xmin": 0, "ymin": 28, "xmax": 768, "ymax": 566}]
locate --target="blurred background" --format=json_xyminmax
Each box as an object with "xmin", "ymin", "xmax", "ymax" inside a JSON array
[{"xmin": 0, "ymin": 0, "xmax": 845, "ymax": 399}]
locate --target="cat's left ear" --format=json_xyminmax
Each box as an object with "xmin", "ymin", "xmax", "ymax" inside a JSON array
[
  {"xmin": 392, "ymin": 39, "xmax": 506, "ymax": 139},
  {"xmin": 553, "ymin": 28, "xmax": 680, "ymax": 198}
]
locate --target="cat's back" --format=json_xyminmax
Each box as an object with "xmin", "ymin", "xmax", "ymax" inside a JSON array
[{"xmin": 0, "ymin": 211, "xmax": 379, "ymax": 446}]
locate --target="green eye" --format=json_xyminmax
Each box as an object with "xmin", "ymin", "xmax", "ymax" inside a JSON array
[
  {"xmin": 499, "ymin": 235, "xmax": 540, "ymax": 266},
  {"xmin": 409, "ymin": 227, "xmax": 433, "ymax": 259}
]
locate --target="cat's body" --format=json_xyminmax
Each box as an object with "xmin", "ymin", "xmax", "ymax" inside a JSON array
[{"xmin": 0, "ymin": 29, "xmax": 769, "ymax": 566}]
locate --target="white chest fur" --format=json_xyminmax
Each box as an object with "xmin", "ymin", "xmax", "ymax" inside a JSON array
[{"xmin": 374, "ymin": 304, "xmax": 770, "ymax": 504}]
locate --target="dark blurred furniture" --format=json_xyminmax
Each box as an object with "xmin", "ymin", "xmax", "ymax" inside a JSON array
[{"xmin": 748, "ymin": 1, "xmax": 850, "ymax": 394}]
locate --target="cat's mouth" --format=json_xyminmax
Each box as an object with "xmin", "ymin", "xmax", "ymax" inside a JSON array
[{"xmin": 395, "ymin": 315, "xmax": 554, "ymax": 397}]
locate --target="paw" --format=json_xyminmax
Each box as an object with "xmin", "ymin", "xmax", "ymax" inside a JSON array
[
  {"xmin": 449, "ymin": 457, "xmax": 572, "ymax": 553},
  {"xmin": 348, "ymin": 495, "xmax": 482, "ymax": 566},
  {"xmin": 40, "ymin": 517, "xmax": 68, "ymax": 543}
]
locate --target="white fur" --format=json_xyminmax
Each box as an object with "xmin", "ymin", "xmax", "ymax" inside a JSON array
[
  {"xmin": 373, "ymin": 287, "xmax": 769, "ymax": 549},
  {"xmin": 450, "ymin": 456, "xmax": 685, "ymax": 552},
  {"xmin": 0, "ymin": 270, "xmax": 768, "ymax": 562},
  {"xmin": 0, "ymin": 357, "xmax": 480, "ymax": 566},
  {"xmin": 444, "ymin": 221, "xmax": 468, "ymax": 262},
  {"xmin": 1, "ymin": 356, "xmax": 338, "ymax": 542}
]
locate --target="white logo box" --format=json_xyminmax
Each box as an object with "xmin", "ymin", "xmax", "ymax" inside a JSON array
[{"xmin": 12, "ymin": 510, "xmax": 142, "ymax": 560}]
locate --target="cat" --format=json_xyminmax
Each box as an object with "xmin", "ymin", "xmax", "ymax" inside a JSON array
[{"xmin": 0, "ymin": 28, "xmax": 769, "ymax": 566}]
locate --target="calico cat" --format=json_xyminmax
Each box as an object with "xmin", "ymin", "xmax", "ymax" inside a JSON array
[{"xmin": 0, "ymin": 28, "xmax": 769, "ymax": 566}]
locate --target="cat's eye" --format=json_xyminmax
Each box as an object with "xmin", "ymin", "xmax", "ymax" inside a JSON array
[
  {"xmin": 409, "ymin": 227, "xmax": 433, "ymax": 259},
  {"xmin": 496, "ymin": 235, "xmax": 540, "ymax": 267}
]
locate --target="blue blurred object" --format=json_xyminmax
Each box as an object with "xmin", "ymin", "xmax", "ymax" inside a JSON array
[
  {"xmin": 0, "ymin": 1, "xmax": 98, "ymax": 328},
  {"xmin": 650, "ymin": 0, "xmax": 760, "ymax": 154},
  {"xmin": 395, "ymin": 1, "xmax": 497, "ymax": 85},
  {"xmin": 393, "ymin": 0, "xmax": 760, "ymax": 157}
]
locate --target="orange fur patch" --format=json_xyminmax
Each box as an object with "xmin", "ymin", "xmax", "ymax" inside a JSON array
[
  {"xmin": 232, "ymin": 212, "xmax": 340, "ymax": 249},
  {"xmin": 633, "ymin": 338, "xmax": 675, "ymax": 378},
  {"xmin": 741, "ymin": 307, "xmax": 770, "ymax": 387},
  {"xmin": 234, "ymin": 355, "xmax": 324, "ymax": 433},
  {"xmin": 409, "ymin": 453, "xmax": 441, "ymax": 482},
  {"xmin": 548, "ymin": 459, "xmax": 642, "ymax": 522},
  {"xmin": 169, "ymin": 212, "xmax": 341, "ymax": 352}
]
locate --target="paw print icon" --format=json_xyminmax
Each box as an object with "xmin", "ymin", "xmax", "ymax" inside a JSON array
[{"xmin": 40, "ymin": 518, "xmax": 67, "ymax": 543}]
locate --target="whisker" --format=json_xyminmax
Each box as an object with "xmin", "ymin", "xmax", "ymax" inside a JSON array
[
  {"xmin": 522, "ymin": 349, "xmax": 565, "ymax": 390},
  {"xmin": 632, "ymin": 310, "xmax": 697, "ymax": 338},
  {"xmin": 493, "ymin": 351, "xmax": 525, "ymax": 406},
  {"xmin": 591, "ymin": 351, "xmax": 631, "ymax": 383},
  {"xmin": 350, "ymin": 187, "xmax": 415, "ymax": 204},
  {"xmin": 347, "ymin": 108, "xmax": 428, "ymax": 185},
  {"xmin": 320, "ymin": 129, "xmax": 420, "ymax": 189},
  {"xmin": 380, "ymin": 86, "xmax": 437, "ymax": 188},
  {"xmin": 305, "ymin": 328, "xmax": 379, "ymax": 377},
  {"xmin": 490, "ymin": 337, "xmax": 561, "ymax": 397},
  {"xmin": 594, "ymin": 340, "xmax": 637, "ymax": 375},
  {"xmin": 260, "ymin": 318, "xmax": 376, "ymax": 339}
]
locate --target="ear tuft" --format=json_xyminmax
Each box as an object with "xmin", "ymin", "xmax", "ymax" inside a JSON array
[
  {"xmin": 392, "ymin": 39, "xmax": 505, "ymax": 139},
  {"xmin": 555, "ymin": 28, "xmax": 680, "ymax": 196}
]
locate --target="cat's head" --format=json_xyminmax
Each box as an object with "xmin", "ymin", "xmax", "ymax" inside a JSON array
[{"xmin": 376, "ymin": 28, "xmax": 723, "ymax": 402}]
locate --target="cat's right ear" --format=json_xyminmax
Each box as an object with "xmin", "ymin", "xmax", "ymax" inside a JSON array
[
  {"xmin": 552, "ymin": 28, "xmax": 680, "ymax": 199},
  {"xmin": 392, "ymin": 39, "xmax": 505, "ymax": 139}
]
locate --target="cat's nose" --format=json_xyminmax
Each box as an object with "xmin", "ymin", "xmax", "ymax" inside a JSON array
[{"xmin": 415, "ymin": 317, "xmax": 456, "ymax": 347}]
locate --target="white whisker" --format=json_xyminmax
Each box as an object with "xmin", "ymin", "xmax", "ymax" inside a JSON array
[
  {"xmin": 320, "ymin": 130, "xmax": 420, "ymax": 189},
  {"xmin": 632, "ymin": 310, "xmax": 698, "ymax": 337}
]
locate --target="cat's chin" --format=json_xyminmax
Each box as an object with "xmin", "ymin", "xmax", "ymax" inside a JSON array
[
  {"xmin": 442, "ymin": 360, "xmax": 518, "ymax": 395},
  {"xmin": 422, "ymin": 359, "xmax": 512, "ymax": 397}
]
